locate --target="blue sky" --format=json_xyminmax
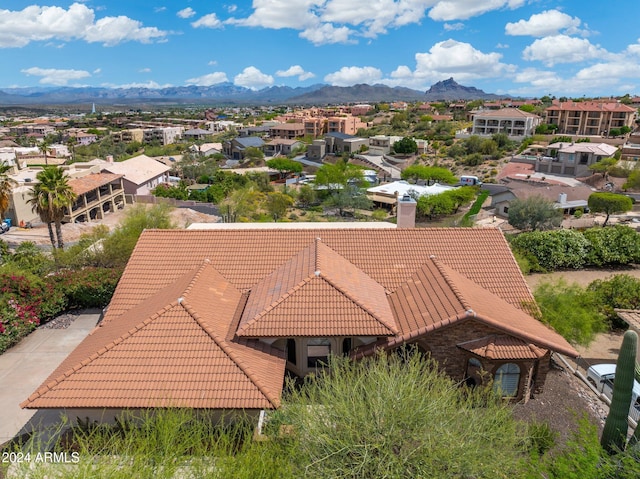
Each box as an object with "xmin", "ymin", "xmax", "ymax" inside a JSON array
[{"xmin": 1, "ymin": 1, "xmax": 639, "ymax": 97}]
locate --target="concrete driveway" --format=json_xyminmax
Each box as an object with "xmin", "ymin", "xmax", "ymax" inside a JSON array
[{"xmin": 0, "ymin": 311, "xmax": 100, "ymax": 446}]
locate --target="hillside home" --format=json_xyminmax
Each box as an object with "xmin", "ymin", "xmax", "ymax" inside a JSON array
[
  {"xmin": 544, "ymin": 100, "xmax": 636, "ymax": 136},
  {"xmin": 470, "ymin": 108, "xmax": 541, "ymax": 139},
  {"xmin": 223, "ymin": 137, "xmax": 266, "ymax": 161},
  {"xmin": 102, "ymin": 154, "xmax": 171, "ymax": 196},
  {"xmin": 263, "ymin": 139, "xmax": 304, "ymax": 157},
  {"xmin": 22, "ymin": 224, "xmax": 577, "ymax": 424},
  {"xmin": 536, "ymin": 142, "xmax": 618, "ymax": 177}
]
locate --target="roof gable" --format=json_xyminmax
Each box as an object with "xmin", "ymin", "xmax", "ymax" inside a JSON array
[
  {"xmin": 237, "ymin": 240, "xmax": 397, "ymax": 337},
  {"xmin": 22, "ymin": 262, "xmax": 285, "ymax": 410}
]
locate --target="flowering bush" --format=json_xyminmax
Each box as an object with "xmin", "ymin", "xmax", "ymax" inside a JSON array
[
  {"xmin": 0, "ymin": 298, "xmax": 41, "ymax": 353},
  {"xmin": 48, "ymin": 267, "xmax": 122, "ymax": 310}
]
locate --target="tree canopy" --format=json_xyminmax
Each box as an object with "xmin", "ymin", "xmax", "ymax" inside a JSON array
[
  {"xmin": 401, "ymin": 165, "xmax": 457, "ymax": 184},
  {"xmin": 588, "ymin": 192, "xmax": 633, "ymax": 226},
  {"xmin": 316, "ymin": 161, "xmax": 365, "ymax": 192},
  {"xmin": 507, "ymin": 196, "xmax": 563, "ymax": 231},
  {"xmin": 266, "ymin": 158, "xmax": 303, "ymax": 176},
  {"xmin": 392, "ymin": 137, "xmax": 418, "ymax": 155}
]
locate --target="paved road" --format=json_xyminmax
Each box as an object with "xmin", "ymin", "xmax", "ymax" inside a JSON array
[{"xmin": 0, "ymin": 311, "xmax": 100, "ymax": 446}]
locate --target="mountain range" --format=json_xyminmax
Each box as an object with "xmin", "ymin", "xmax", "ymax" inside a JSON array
[{"xmin": 0, "ymin": 78, "xmax": 503, "ymax": 106}]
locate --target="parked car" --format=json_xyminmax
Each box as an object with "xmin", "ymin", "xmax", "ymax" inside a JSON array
[
  {"xmin": 587, "ymin": 363, "xmax": 640, "ymax": 422},
  {"xmin": 0, "ymin": 222, "xmax": 9, "ymax": 234}
]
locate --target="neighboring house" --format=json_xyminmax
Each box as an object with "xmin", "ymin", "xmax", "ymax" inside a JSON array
[
  {"xmin": 490, "ymin": 181, "xmax": 595, "ymax": 217},
  {"xmin": 269, "ymin": 123, "xmax": 305, "ymax": 140},
  {"xmin": 536, "ymin": 142, "xmax": 618, "ymax": 177},
  {"xmin": 64, "ymin": 173, "xmax": 126, "ymax": 223},
  {"xmin": 323, "ymin": 132, "xmax": 368, "ymax": 156},
  {"xmin": 470, "ymin": 108, "xmax": 541, "ymax": 139},
  {"xmin": 102, "ymin": 154, "xmax": 171, "ymax": 196},
  {"xmin": 621, "ymin": 133, "xmax": 640, "ymax": 162},
  {"xmin": 183, "ymin": 128, "xmax": 212, "ymax": 141},
  {"xmin": 190, "ymin": 143, "xmax": 223, "ymax": 157},
  {"xmin": 22, "ymin": 225, "xmax": 577, "ymax": 423},
  {"xmin": 69, "ymin": 131, "xmax": 98, "ymax": 146},
  {"xmin": 544, "ymin": 100, "xmax": 636, "ymax": 136},
  {"xmin": 263, "ymin": 139, "xmax": 304, "ymax": 157},
  {"xmin": 368, "ymin": 135, "xmax": 403, "ymax": 156},
  {"xmin": 223, "ymin": 137, "xmax": 266, "ymax": 161},
  {"xmin": 306, "ymin": 139, "xmax": 326, "ymax": 161},
  {"xmin": 143, "ymin": 127, "xmax": 183, "ymax": 146},
  {"xmin": 367, "ymin": 180, "xmax": 455, "ymax": 208},
  {"xmin": 111, "ymin": 128, "xmax": 145, "ymax": 144}
]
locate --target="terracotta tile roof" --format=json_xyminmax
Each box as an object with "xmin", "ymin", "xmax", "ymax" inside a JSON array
[
  {"xmin": 22, "ymin": 263, "xmax": 285, "ymax": 410},
  {"xmin": 24, "ymin": 227, "xmax": 579, "ymax": 411},
  {"xmin": 363, "ymin": 257, "xmax": 577, "ymax": 358},
  {"xmin": 616, "ymin": 309, "xmax": 640, "ymax": 331},
  {"xmin": 457, "ymin": 335, "xmax": 547, "ymax": 360},
  {"xmin": 546, "ymin": 100, "xmax": 636, "ymax": 113},
  {"xmin": 104, "ymin": 228, "xmax": 533, "ymax": 321},
  {"xmin": 237, "ymin": 240, "xmax": 397, "ymax": 337},
  {"xmin": 68, "ymin": 173, "xmax": 123, "ymax": 196}
]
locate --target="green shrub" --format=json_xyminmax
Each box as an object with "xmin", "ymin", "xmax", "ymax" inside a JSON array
[
  {"xmin": 587, "ymin": 275, "xmax": 640, "ymax": 328},
  {"xmin": 534, "ymin": 279, "xmax": 607, "ymax": 345},
  {"xmin": 50, "ymin": 267, "xmax": 123, "ymax": 310},
  {"xmin": 510, "ymin": 230, "xmax": 590, "ymax": 271},
  {"xmin": 583, "ymin": 225, "xmax": 640, "ymax": 267}
]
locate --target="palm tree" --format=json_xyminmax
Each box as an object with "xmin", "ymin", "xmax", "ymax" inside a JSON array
[
  {"xmin": 38, "ymin": 140, "xmax": 50, "ymax": 166},
  {"xmin": 0, "ymin": 161, "xmax": 17, "ymax": 221},
  {"xmin": 27, "ymin": 166, "xmax": 77, "ymax": 250}
]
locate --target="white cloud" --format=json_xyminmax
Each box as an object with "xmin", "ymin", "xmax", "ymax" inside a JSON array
[
  {"xmin": 428, "ymin": 0, "xmax": 525, "ymax": 22},
  {"xmin": 192, "ymin": 13, "xmax": 223, "ymax": 29},
  {"xmin": 444, "ymin": 23, "xmax": 464, "ymax": 31},
  {"xmin": 324, "ymin": 66, "xmax": 383, "ymax": 86},
  {"xmin": 0, "ymin": 2, "xmax": 168, "ymax": 48},
  {"xmin": 185, "ymin": 72, "xmax": 229, "ymax": 86},
  {"xmin": 226, "ymin": 0, "xmax": 529, "ymax": 45},
  {"xmin": 21, "ymin": 66, "xmax": 91, "ymax": 86},
  {"xmin": 300, "ymin": 23, "xmax": 354, "ymax": 45},
  {"xmin": 139, "ymin": 68, "xmax": 152, "ymax": 73},
  {"xmin": 276, "ymin": 65, "xmax": 315, "ymax": 81},
  {"xmin": 177, "ymin": 8, "xmax": 196, "ymax": 19},
  {"xmin": 523, "ymin": 35, "xmax": 610, "ymax": 66},
  {"xmin": 505, "ymin": 10, "xmax": 584, "ymax": 37},
  {"xmin": 208, "ymin": 60, "xmax": 218, "ymax": 66},
  {"xmin": 154, "ymin": 7, "xmax": 167, "ymax": 13},
  {"xmin": 233, "ymin": 67, "xmax": 274, "ymax": 89},
  {"xmin": 226, "ymin": 5, "xmax": 238, "ymax": 13}
]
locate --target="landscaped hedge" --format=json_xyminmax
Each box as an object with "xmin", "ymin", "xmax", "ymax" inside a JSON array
[
  {"xmin": 509, "ymin": 225, "xmax": 640, "ymax": 272},
  {"xmin": 0, "ymin": 266, "xmax": 123, "ymax": 354}
]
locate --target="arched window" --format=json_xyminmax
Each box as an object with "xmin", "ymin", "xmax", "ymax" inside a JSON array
[{"xmin": 494, "ymin": 363, "xmax": 520, "ymax": 397}]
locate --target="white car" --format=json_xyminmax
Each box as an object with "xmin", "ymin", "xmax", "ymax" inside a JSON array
[{"xmin": 587, "ymin": 363, "xmax": 640, "ymax": 422}]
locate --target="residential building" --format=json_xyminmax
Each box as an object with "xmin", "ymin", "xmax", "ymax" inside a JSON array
[
  {"xmin": 621, "ymin": 133, "xmax": 640, "ymax": 162},
  {"xmin": 327, "ymin": 116, "xmax": 368, "ymax": 136},
  {"xmin": 102, "ymin": 154, "xmax": 171, "ymax": 196},
  {"xmin": 323, "ymin": 132, "xmax": 368, "ymax": 156},
  {"xmin": 544, "ymin": 100, "xmax": 636, "ymax": 136},
  {"xmin": 368, "ymin": 135, "xmax": 403, "ymax": 156},
  {"xmin": 111, "ymin": 129, "xmax": 145, "ymax": 144},
  {"xmin": 263, "ymin": 139, "xmax": 304, "ymax": 157},
  {"xmin": 303, "ymin": 118, "xmax": 327, "ymax": 138},
  {"xmin": 470, "ymin": 108, "xmax": 542, "ymax": 139},
  {"xmin": 269, "ymin": 123, "xmax": 305, "ymax": 140},
  {"xmin": 350, "ymin": 104, "xmax": 373, "ymax": 116},
  {"xmin": 306, "ymin": 139, "xmax": 326, "ymax": 161},
  {"xmin": 183, "ymin": 128, "xmax": 212, "ymax": 141},
  {"xmin": 367, "ymin": 180, "xmax": 455, "ymax": 208},
  {"xmin": 536, "ymin": 142, "xmax": 618, "ymax": 177},
  {"xmin": 490, "ymin": 181, "xmax": 595, "ymax": 217},
  {"xmin": 64, "ymin": 173, "xmax": 126, "ymax": 223},
  {"xmin": 190, "ymin": 143, "xmax": 223, "ymax": 157},
  {"xmin": 22, "ymin": 225, "xmax": 577, "ymax": 422},
  {"xmin": 223, "ymin": 137, "xmax": 266, "ymax": 161},
  {"xmin": 143, "ymin": 126, "xmax": 184, "ymax": 146}
]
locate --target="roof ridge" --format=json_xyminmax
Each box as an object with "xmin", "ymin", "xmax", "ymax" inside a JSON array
[
  {"xmin": 236, "ymin": 274, "xmax": 316, "ymax": 336},
  {"xmin": 181, "ymin": 299, "xmax": 280, "ymax": 408},
  {"xmin": 22, "ymin": 303, "xmax": 176, "ymax": 406},
  {"xmin": 319, "ymin": 273, "xmax": 398, "ymax": 335},
  {"xmin": 429, "ymin": 256, "xmax": 473, "ymax": 312},
  {"xmin": 181, "ymin": 260, "xmax": 212, "ymax": 298}
]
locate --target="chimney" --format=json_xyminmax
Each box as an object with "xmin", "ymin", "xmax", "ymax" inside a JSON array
[
  {"xmin": 396, "ymin": 194, "xmax": 417, "ymax": 228},
  {"xmin": 558, "ymin": 192, "xmax": 567, "ymax": 204}
]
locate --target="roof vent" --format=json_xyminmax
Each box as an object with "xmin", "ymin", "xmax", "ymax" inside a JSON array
[
  {"xmin": 177, "ymin": 297, "xmax": 184, "ymax": 304},
  {"xmin": 314, "ymin": 270, "xmax": 321, "ymax": 277},
  {"xmin": 429, "ymin": 255, "xmax": 436, "ymax": 259},
  {"xmin": 466, "ymin": 309, "xmax": 475, "ymax": 316}
]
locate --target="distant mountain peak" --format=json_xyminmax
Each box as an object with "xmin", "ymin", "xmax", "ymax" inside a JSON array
[{"xmin": 425, "ymin": 78, "xmax": 501, "ymax": 101}]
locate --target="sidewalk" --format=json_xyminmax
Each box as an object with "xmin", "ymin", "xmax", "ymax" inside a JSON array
[{"xmin": 0, "ymin": 311, "xmax": 100, "ymax": 446}]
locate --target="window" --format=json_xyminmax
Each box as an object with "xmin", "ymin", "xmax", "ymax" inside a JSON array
[
  {"xmin": 286, "ymin": 338, "xmax": 297, "ymax": 365},
  {"xmin": 307, "ymin": 338, "xmax": 331, "ymax": 368},
  {"xmin": 342, "ymin": 338, "xmax": 352, "ymax": 356},
  {"xmin": 494, "ymin": 363, "xmax": 520, "ymax": 397}
]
